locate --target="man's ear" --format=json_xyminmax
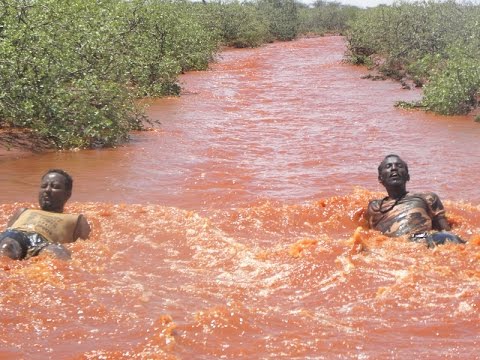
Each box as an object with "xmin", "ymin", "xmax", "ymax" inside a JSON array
[
  {"xmin": 66, "ymin": 190, "xmax": 72, "ymax": 201},
  {"xmin": 406, "ymin": 173, "xmax": 410, "ymax": 182},
  {"xmin": 378, "ymin": 175, "xmax": 384, "ymax": 184}
]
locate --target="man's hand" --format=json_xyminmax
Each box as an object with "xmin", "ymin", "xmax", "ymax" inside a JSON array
[{"xmin": 433, "ymin": 216, "xmax": 451, "ymax": 231}]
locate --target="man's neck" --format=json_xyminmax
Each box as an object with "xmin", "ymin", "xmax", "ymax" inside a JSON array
[{"xmin": 386, "ymin": 186, "xmax": 408, "ymax": 200}]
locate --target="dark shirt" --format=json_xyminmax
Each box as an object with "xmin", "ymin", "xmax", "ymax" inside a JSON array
[
  {"xmin": 366, "ymin": 192, "xmax": 447, "ymax": 237},
  {"xmin": 0, "ymin": 229, "xmax": 49, "ymax": 259}
]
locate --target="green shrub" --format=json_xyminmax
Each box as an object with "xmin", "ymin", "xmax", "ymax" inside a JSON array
[
  {"xmin": 346, "ymin": 1, "xmax": 471, "ymax": 65},
  {"xmin": 0, "ymin": 0, "xmax": 311, "ymax": 149},
  {"xmin": 203, "ymin": 0, "xmax": 296, "ymax": 48},
  {"xmin": 422, "ymin": 46, "xmax": 480, "ymax": 115},
  {"xmin": 118, "ymin": 0, "xmax": 220, "ymax": 96},
  {"xmin": 257, "ymin": 0, "xmax": 299, "ymax": 41},
  {"xmin": 298, "ymin": 1, "xmax": 360, "ymax": 36},
  {"xmin": 0, "ymin": 0, "xmax": 139, "ymax": 148},
  {"xmin": 207, "ymin": 1, "xmax": 271, "ymax": 48},
  {"xmin": 0, "ymin": 0, "xmax": 220, "ymax": 149},
  {"xmin": 346, "ymin": 0, "xmax": 480, "ymax": 116}
]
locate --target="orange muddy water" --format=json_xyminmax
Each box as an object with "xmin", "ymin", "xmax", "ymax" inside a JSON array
[{"xmin": 1, "ymin": 36, "xmax": 479, "ymax": 359}]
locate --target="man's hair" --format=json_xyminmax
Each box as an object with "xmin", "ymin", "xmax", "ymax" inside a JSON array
[
  {"xmin": 377, "ymin": 154, "xmax": 409, "ymax": 176},
  {"xmin": 42, "ymin": 169, "xmax": 73, "ymax": 192}
]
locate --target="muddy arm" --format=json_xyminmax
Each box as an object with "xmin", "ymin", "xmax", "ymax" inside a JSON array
[
  {"xmin": 433, "ymin": 214, "xmax": 451, "ymax": 232},
  {"xmin": 74, "ymin": 214, "xmax": 91, "ymax": 240}
]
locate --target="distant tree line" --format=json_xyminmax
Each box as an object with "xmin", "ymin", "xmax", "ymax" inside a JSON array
[{"xmin": 298, "ymin": 0, "xmax": 360, "ymax": 36}]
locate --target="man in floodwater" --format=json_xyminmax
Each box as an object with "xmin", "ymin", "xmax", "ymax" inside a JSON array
[
  {"xmin": 0, "ymin": 169, "xmax": 91, "ymax": 260},
  {"xmin": 366, "ymin": 154, "xmax": 465, "ymax": 247}
]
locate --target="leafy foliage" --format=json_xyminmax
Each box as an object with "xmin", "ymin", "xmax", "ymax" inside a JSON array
[
  {"xmin": 118, "ymin": 0, "xmax": 220, "ymax": 97},
  {"xmin": 298, "ymin": 1, "xmax": 360, "ymax": 36},
  {"xmin": 257, "ymin": 0, "xmax": 299, "ymax": 41},
  {"xmin": 0, "ymin": 0, "xmax": 138, "ymax": 148},
  {"xmin": 0, "ymin": 0, "xmax": 219, "ymax": 149},
  {"xmin": 203, "ymin": 0, "xmax": 301, "ymax": 48},
  {"xmin": 203, "ymin": 1, "xmax": 272, "ymax": 48},
  {"xmin": 0, "ymin": 0, "xmax": 364, "ymax": 149},
  {"xmin": 346, "ymin": 0, "xmax": 480, "ymax": 116},
  {"xmin": 422, "ymin": 46, "xmax": 480, "ymax": 115}
]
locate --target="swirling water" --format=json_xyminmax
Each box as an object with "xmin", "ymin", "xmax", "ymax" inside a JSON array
[{"xmin": 1, "ymin": 36, "xmax": 479, "ymax": 359}]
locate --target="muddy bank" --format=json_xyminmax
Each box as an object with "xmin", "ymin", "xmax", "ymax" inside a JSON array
[{"xmin": 0, "ymin": 128, "xmax": 52, "ymax": 160}]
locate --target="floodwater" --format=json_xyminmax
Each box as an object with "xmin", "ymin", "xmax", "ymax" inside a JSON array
[{"xmin": 0, "ymin": 36, "xmax": 479, "ymax": 359}]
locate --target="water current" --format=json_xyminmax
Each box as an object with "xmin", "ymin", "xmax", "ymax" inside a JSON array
[{"xmin": 1, "ymin": 36, "xmax": 479, "ymax": 359}]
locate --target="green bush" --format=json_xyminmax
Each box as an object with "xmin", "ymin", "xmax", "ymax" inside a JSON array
[
  {"xmin": 346, "ymin": 0, "xmax": 480, "ymax": 116},
  {"xmin": 205, "ymin": 1, "xmax": 271, "ymax": 48},
  {"xmin": 201, "ymin": 0, "xmax": 297, "ymax": 48},
  {"xmin": 118, "ymin": 0, "xmax": 220, "ymax": 96},
  {"xmin": 0, "ymin": 0, "xmax": 311, "ymax": 149},
  {"xmin": 0, "ymin": 0, "xmax": 219, "ymax": 149},
  {"xmin": 347, "ymin": 1, "xmax": 468, "ymax": 64},
  {"xmin": 298, "ymin": 1, "xmax": 360, "ymax": 36},
  {"xmin": 422, "ymin": 46, "xmax": 480, "ymax": 115},
  {"xmin": 257, "ymin": 0, "xmax": 299, "ymax": 41},
  {"xmin": 0, "ymin": 0, "xmax": 139, "ymax": 148}
]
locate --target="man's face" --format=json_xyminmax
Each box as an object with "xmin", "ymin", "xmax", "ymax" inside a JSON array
[
  {"xmin": 38, "ymin": 173, "xmax": 71, "ymax": 212},
  {"xmin": 378, "ymin": 156, "xmax": 409, "ymax": 187}
]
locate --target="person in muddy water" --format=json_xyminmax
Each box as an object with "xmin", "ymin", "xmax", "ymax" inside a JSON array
[
  {"xmin": 0, "ymin": 169, "xmax": 91, "ymax": 260},
  {"xmin": 366, "ymin": 154, "xmax": 465, "ymax": 247}
]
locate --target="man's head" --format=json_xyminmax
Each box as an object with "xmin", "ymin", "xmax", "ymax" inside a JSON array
[
  {"xmin": 377, "ymin": 154, "xmax": 410, "ymax": 188},
  {"xmin": 38, "ymin": 169, "xmax": 73, "ymax": 212}
]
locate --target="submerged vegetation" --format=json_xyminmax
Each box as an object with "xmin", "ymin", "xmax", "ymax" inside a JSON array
[
  {"xmin": 1, "ymin": 0, "xmax": 477, "ymax": 150},
  {"xmin": 346, "ymin": 0, "xmax": 480, "ymax": 117}
]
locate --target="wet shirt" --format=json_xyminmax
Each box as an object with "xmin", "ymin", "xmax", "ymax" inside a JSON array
[
  {"xmin": 366, "ymin": 192, "xmax": 447, "ymax": 237},
  {"xmin": 9, "ymin": 209, "xmax": 79, "ymax": 244}
]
